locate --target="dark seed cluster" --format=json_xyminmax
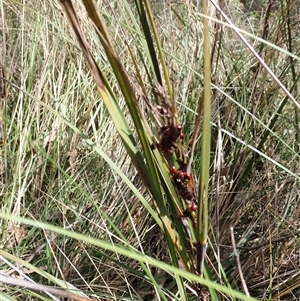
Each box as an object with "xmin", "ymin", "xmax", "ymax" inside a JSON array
[
  {"xmin": 169, "ymin": 164, "xmax": 198, "ymax": 227},
  {"xmin": 157, "ymin": 122, "xmax": 198, "ymax": 227},
  {"xmin": 153, "ymin": 86, "xmax": 198, "ymax": 228}
]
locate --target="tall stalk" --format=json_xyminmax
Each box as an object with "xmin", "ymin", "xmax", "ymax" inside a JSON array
[{"xmin": 196, "ymin": 0, "xmax": 211, "ymax": 277}]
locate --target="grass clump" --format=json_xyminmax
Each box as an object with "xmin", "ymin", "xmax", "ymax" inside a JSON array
[{"xmin": 1, "ymin": 0, "xmax": 300, "ymax": 300}]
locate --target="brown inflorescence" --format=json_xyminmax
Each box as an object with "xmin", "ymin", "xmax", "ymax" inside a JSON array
[{"xmin": 157, "ymin": 121, "xmax": 198, "ymax": 226}]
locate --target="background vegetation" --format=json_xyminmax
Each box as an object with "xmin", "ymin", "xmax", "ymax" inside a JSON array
[{"xmin": 1, "ymin": 0, "xmax": 300, "ymax": 300}]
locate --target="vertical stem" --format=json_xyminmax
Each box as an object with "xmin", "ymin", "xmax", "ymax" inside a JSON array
[{"xmin": 196, "ymin": 0, "xmax": 211, "ymax": 275}]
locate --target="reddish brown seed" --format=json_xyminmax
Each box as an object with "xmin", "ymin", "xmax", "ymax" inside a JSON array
[
  {"xmin": 177, "ymin": 124, "xmax": 183, "ymax": 132},
  {"xmin": 158, "ymin": 144, "xmax": 163, "ymax": 152},
  {"xmin": 166, "ymin": 148, "xmax": 173, "ymax": 156},
  {"xmin": 176, "ymin": 170, "xmax": 184, "ymax": 179},
  {"xmin": 193, "ymin": 221, "xmax": 197, "ymax": 228},
  {"xmin": 191, "ymin": 203, "xmax": 198, "ymax": 211},
  {"xmin": 169, "ymin": 166, "xmax": 177, "ymax": 174},
  {"xmin": 180, "ymin": 132, "xmax": 185, "ymax": 139},
  {"xmin": 184, "ymin": 173, "xmax": 191, "ymax": 181}
]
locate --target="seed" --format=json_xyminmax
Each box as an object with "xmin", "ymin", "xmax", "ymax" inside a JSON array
[
  {"xmin": 184, "ymin": 173, "xmax": 191, "ymax": 181},
  {"xmin": 166, "ymin": 148, "xmax": 174, "ymax": 156},
  {"xmin": 169, "ymin": 166, "xmax": 177, "ymax": 174},
  {"xmin": 191, "ymin": 203, "xmax": 198, "ymax": 211},
  {"xmin": 176, "ymin": 170, "xmax": 184, "ymax": 179},
  {"xmin": 176, "ymin": 124, "xmax": 183, "ymax": 132}
]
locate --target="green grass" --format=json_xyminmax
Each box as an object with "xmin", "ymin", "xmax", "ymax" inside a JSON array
[{"xmin": 1, "ymin": 0, "xmax": 300, "ymax": 300}]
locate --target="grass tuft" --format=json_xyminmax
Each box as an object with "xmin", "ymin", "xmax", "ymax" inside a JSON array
[{"xmin": 1, "ymin": 0, "xmax": 300, "ymax": 300}]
